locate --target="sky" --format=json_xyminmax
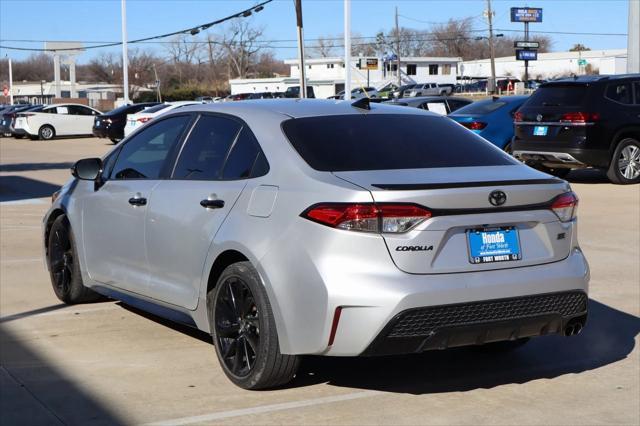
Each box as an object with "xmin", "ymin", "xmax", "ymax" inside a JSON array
[{"xmin": 0, "ymin": 0, "xmax": 632, "ymax": 63}]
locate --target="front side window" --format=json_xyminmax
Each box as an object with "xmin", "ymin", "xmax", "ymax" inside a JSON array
[
  {"xmin": 112, "ymin": 115, "xmax": 191, "ymax": 180},
  {"xmin": 429, "ymin": 64, "xmax": 438, "ymax": 75},
  {"xmin": 173, "ymin": 115, "xmax": 242, "ymax": 180},
  {"xmin": 606, "ymin": 83, "xmax": 633, "ymax": 105}
]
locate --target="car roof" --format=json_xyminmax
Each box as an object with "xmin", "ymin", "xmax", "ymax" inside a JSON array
[
  {"xmin": 175, "ymin": 99, "xmax": 437, "ymax": 120},
  {"xmin": 543, "ymin": 74, "xmax": 639, "ymax": 86}
]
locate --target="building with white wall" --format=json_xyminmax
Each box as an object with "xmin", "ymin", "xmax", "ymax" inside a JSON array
[
  {"xmin": 460, "ymin": 49, "xmax": 628, "ymax": 80},
  {"xmin": 230, "ymin": 56, "xmax": 461, "ymax": 98}
]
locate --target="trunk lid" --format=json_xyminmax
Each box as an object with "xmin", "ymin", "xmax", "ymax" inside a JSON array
[{"xmin": 334, "ymin": 165, "xmax": 573, "ymax": 274}]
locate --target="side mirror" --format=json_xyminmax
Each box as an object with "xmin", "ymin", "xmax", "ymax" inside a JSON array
[{"xmin": 72, "ymin": 158, "xmax": 102, "ymax": 181}]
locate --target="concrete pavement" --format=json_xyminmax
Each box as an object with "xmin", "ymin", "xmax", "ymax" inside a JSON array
[{"xmin": 1, "ymin": 137, "xmax": 638, "ymax": 425}]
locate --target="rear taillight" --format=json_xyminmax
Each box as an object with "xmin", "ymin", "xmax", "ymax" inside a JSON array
[
  {"xmin": 461, "ymin": 121, "xmax": 487, "ymax": 130},
  {"xmin": 137, "ymin": 117, "xmax": 151, "ymax": 123},
  {"xmin": 514, "ymin": 111, "xmax": 524, "ymax": 123},
  {"xmin": 302, "ymin": 203, "xmax": 432, "ymax": 233},
  {"xmin": 560, "ymin": 112, "xmax": 600, "ymax": 123},
  {"xmin": 550, "ymin": 191, "xmax": 578, "ymax": 222}
]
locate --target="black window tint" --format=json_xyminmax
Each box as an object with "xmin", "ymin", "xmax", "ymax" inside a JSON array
[
  {"xmin": 282, "ymin": 114, "xmax": 516, "ymax": 171},
  {"xmin": 112, "ymin": 115, "xmax": 190, "ymax": 180},
  {"xmin": 447, "ymin": 99, "xmax": 471, "ymax": 112},
  {"xmin": 222, "ymin": 127, "xmax": 264, "ymax": 180},
  {"xmin": 527, "ymin": 85, "xmax": 587, "ymax": 107},
  {"xmin": 606, "ymin": 83, "xmax": 633, "ymax": 104},
  {"xmin": 173, "ymin": 115, "xmax": 241, "ymax": 180},
  {"xmin": 251, "ymin": 151, "xmax": 270, "ymax": 177}
]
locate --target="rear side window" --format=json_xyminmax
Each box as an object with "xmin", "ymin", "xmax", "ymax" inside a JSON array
[
  {"xmin": 173, "ymin": 115, "xmax": 241, "ymax": 180},
  {"xmin": 282, "ymin": 114, "xmax": 516, "ymax": 171},
  {"xmin": 144, "ymin": 104, "xmax": 170, "ymax": 114},
  {"xmin": 526, "ymin": 85, "xmax": 587, "ymax": 107},
  {"xmin": 222, "ymin": 127, "xmax": 268, "ymax": 180},
  {"xmin": 605, "ymin": 83, "xmax": 633, "ymax": 105},
  {"xmin": 452, "ymin": 100, "xmax": 506, "ymax": 115}
]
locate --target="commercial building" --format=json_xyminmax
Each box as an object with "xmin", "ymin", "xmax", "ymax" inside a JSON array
[
  {"xmin": 229, "ymin": 56, "xmax": 461, "ymax": 98},
  {"xmin": 460, "ymin": 49, "xmax": 628, "ymax": 80}
]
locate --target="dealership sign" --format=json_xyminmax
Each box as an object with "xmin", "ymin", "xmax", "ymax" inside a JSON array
[
  {"xmin": 510, "ymin": 7, "xmax": 543, "ymax": 23},
  {"xmin": 516, "ymin": 49, "xmax": 538, "ymax": 61},
  {"xmin": 514, "ymin": 41, "xmax": 540, "ymax": 49}
]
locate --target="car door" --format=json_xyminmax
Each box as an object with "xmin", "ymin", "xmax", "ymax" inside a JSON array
[
  {"xmin": 74, "ymin": 105, "xmax": 99, "ymax": 135},
  {"xmin": 81, "ymin": 114, "xmax": 193, "ymax": 294},
  {"xmin": 51, "ymin": 105, "xmax": 73, "ymax": 135},
  {"xmin": 144, "ymin": 114, "xmax": 268, "ymax": 309}
]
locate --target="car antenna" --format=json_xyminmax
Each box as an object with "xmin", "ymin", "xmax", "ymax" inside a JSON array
[{"xmin": 351, "ymin": 97, "xmax": 371, "ymax": 110}]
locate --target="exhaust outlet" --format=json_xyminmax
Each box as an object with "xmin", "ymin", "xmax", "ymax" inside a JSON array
[
  {"xmin": 564, "ymin": 324, "xmax": 574, "ymax": 336},
  {"xmin": 573, "ymin": 323, "xmax": 583, "ymax": 335}
]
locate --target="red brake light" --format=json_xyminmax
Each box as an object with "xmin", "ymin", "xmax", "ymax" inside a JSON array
[
  {"xmin": 302, "ymin": 203, "xmax": 432, "ymax": 233},
  {"xmin": 514, "ymin": 111, "xmax": 524, "ymax": 123},
  {"xmin": 550, "ymin": 191, "xmax": 579, "ymax": 222},
  {"xmin": 560, "ymin": 112, "xmax": 600, "ymax": 123},
  {"xmin": 461, "ymin": 121, "xmax": 487, "ymax": 130},
  {"xmin": 137, "ymin": 117, "xmax": 151, "ymax": 123}
]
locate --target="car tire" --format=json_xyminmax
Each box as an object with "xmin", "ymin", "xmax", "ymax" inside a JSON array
[
  {"xmin": 607, "ymin": 137, "xmax": 640, "ymax": 185},
  {"xmin": 47, "ymin": 215, "xmax": 103, "ymax": 304},
  {"xmin": 38, "ymin": 125, "xmax": 55, "ymax": 141},
  {"xmin": 110, "ymin": 138, "xmax": 122, "ymax": 144},
  {"xmin": 14, "ymin": 134, "xmax": 25, "ymax": 139},
  {"xmin": 208, "ymin": 261, "xmax": 299, "ymax": 390}
]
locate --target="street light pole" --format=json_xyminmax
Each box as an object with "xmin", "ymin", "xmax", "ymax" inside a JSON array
[
  {"xmin": 8, "ymin": 56, "xmax": 13, "ymax": 105},
  {"xmin": 295, "ymin": 0, "xmax": 307, "ymax": 98},
  {"xmin": 121, "ymin": 0, "xmax": 130, "ymax": 104},
  {"xmin": 344, "ymin": 0, "xmax": 351, "ymax": 99},
  {"xmin": 395, "ymin": 6, "xmax": 401, "ymax": 87},
  {"xmin": 486, "ymin": 0, "xmax": 497, "ymax": 94}
]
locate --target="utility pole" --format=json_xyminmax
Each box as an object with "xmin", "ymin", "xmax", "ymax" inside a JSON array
[
  {"xmin": 295, "ymin": 0, "xmax": 307, "ymax": 98},
  {"xmin": 344, "ymin": 0, "xmax": 351, "ymax": 98},
  {"xmin": 524, "ymin": 20, "xmax": 529, "ymax": 84},
  {"xmin": 121, "ymin": 0, "xmax": 130, "ymax": 104},
  {"xmin": 395, "ymin": 6, "xmax": 401, "ymax": 87},
  {"xmin": 152, "ymin": 64, "xmax": 162, "ymax": 102},
  {"xmin": 8, "ymin": 56, "xmax": 13, "ymax": 105},
  {"xmin": 486, "ymin": 0, "xmax": 497, "ymax": 94}
]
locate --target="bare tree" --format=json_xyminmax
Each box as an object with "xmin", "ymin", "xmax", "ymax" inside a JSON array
[
  {"xmin": 310, "ymin": 36, "xmax": 338, "ymax": 57},
  {"xmin": 220, "ymin": 20, "xmax": 265, "ymax": 79}
]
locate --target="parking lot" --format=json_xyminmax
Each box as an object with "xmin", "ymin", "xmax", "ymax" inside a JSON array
[{"xmin": 1, "ymin": 137, "xmax": 639, "ymax": 425}]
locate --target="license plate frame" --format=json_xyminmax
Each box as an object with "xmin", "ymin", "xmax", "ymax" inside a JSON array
[
  {"xmin": 467, "ymin": 226, "xmax": 522, "ymax": 264},
  {"xmin": 533, "ymin": 125, "xmax": 548, "ymax": 136}
]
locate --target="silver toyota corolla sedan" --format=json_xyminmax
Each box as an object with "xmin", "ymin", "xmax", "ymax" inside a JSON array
[{"xmin": 43, "ymin": 99, "xmax": 589, "ymax": 389}]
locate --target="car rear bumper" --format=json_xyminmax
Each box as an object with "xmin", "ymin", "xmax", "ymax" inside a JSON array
[
  {"xmin": 318, "ymin": 247, "xmax": 589, "ymax": 356},
  {"xmin": 11, "ymin": 128, "xmax": 27, "ymax": 136},
  {"xmin": 512, "ymin": 140, "xmax": 610, "ymax": 168}
]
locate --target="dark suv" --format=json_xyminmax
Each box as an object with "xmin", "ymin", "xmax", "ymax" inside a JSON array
[
  {"xmin": 93, "ymin": 102, "xmax": 158, "ymax": 143},
  {"xmin": 512, "ymin": 75, "xmax": 640, "ymax": 184}
]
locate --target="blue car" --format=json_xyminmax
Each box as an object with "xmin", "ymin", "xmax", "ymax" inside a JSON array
[{"xmin": 448, "ymin": 95, "xmax": 529, "ymax": 151}]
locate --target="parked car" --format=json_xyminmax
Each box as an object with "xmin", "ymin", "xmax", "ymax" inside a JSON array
[
  {"xmin": 93, "ymin": 102, "xmax": 159, "ymax": 143},
  {"xmin": 457, "ymin": 80, "xmax": 488, "ymax": 93},
  {"xmin": 449, "ymin": 96, "xmax": 529, "ymax": 150},
  {"xmin": 384, "ymin": 96, "xmax": 472, "ymax": 114},
  {"xmin": 512, "ymin": 74, "xmax": 640, "ymax": 184},
  {"xmin": 391, "ymin": 83, "xmax": 417, "ymax": 99},
  {"xmin": 284, "ymin": 86, "xmax": 316, "ymax": 99},
  {"xmin": 405, "ymin": 83, "xmax": 447, "ymax": 97},
  {"xmin": 44, "ymin": 99, "xmax": 588, "ymax": 390},
  {"xmin": 13, "ymin": 103, "xmax": 101, "ymax": 140},
  {"xmin": 0, "ymin": 104, "xmax": 36, "ymax": 137},
  {"xmin": 195, "ymin": 96, "xmax": 220, "ymax": 103},
  {"xmin": 334, "ymin": 87, "xmax": 379, "ymax": 100},
  {"xmin": 248, "ymin": 92, "xmax": 276, "ymax": 99},
  {"xmin": 439, "ymin": 84, "xmax": 456, "ymax": 96},
  {"xmin": 5, "ymin": 105, "xmax": 45, "ymax": 138},
  {"xmin": 224, "ymin": 93, "xmax": 252, "ymax": 101},
  {"xmin": 497, "ymin": 78, "xmax": 521, "ymax": 92},
  {"xmin": 123, "ymin": 101, "xmax": 204, "ymax": 137}
]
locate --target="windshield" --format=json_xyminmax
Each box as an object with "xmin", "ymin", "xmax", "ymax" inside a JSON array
[
  {"xmin": 282, "ymin": 114, "xmax": 515, "ymax": 172},
  {"xmin": 526, "ymin": 85, "xmax": 588, "ymax": 107}
]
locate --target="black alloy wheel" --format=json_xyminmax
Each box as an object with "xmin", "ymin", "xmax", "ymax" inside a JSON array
[
  {"xmin": 214, "ymin": 277, "xmax": 261, "ymax": 378},
  {"xmin": 49, "ymin": 223, "xmax": 74, "ymax": 297}
]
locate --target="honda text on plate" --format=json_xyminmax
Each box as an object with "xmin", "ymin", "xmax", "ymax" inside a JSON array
[{"xmin": 43, "ymin": 99, "xmax": 589, "ymax": 389}]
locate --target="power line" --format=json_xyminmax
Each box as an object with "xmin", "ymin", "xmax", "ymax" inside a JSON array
[{"xmin": 0, "ymin": 0, "xmax": 272, "ymax": 53}]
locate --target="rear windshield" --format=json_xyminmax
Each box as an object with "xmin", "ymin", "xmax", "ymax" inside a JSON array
[
  {"xmin": 143, "ymin": 104, "xmax": 170, "ymax": 113},
  {"xmin": 105, "ymin": 104, "xmax": 138, "ymax": 115},
  {"xmin": 282, "ymin": 114, "xmax": 516, "ymax": 171},
  {"xmin": 451, "ymin": 100, "xmax": 506, "ymax": 115},
  {"xmin": 526, "ymin": 85, "xmax": 588, "ymax": 107}
]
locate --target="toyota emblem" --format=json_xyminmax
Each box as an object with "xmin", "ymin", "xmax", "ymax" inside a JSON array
[
  {"xmin": 489, "ymin": 190, "xmax": 507, "ymax": 206},
  {"xmin": 536, "ymin": 114, "xmax": 543, "ymax": 122}
]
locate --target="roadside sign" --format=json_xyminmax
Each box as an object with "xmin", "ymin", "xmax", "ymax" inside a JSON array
[
  {"xmin": 516, "ymin": 49, "xmax": 538, "ymax": 61},
  {"xmin": 365, "ymin": 58, "xmax": 378, "ymax": 70},
  {"xmin": 510, "ymin": 7, "xmax": 543, "ymax": 23},
  {"xmin": 154, "ymin": 79, "xmax": 161, "ymax": 87},
  {"xmin": 578, "ymin": 59, "xmax": 587, "ymax": 66},
  {"xmin": 514, "ymin": 41, "xmax": 540, "ymax": 49},
  {"xmin": 2, "ymin": 85, "xmax": 7, "ymax": 97}
]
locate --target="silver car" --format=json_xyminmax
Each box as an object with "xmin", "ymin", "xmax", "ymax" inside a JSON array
[
  {"xmin": 43, "ymin": 100, "xmax": 590, "ymax": 390},
  {"xmin": 406, "ymin": 83, "xmax": 445, "ymax": 97}
]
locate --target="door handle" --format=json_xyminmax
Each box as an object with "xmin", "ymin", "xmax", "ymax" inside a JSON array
[
  {"xmin": 128, "ymin": 197, "xmax": 147, "ymax": 206},
  {"xmin": 200, "ymin": 199, "xmax": 225, "ymax": 209}
]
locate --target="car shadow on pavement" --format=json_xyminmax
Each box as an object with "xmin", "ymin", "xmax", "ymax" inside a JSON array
[
  {"xmin": 0, "ymin": 175, "xmax": 60, "ymax": 202},
  {"xmin": 565, "ymin": 169, "xmax": 610, "ymax": 184},
  {"xmin": 292, "ymin": 299, "xmax": 640, "ymax": 394},
  {"xmin": 0, "ymin": 325, "xmax": 126, "ymax": 425},
  {"xmin": 0, "ymin": 162, "xmax": 74, "ymax": 173}
]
